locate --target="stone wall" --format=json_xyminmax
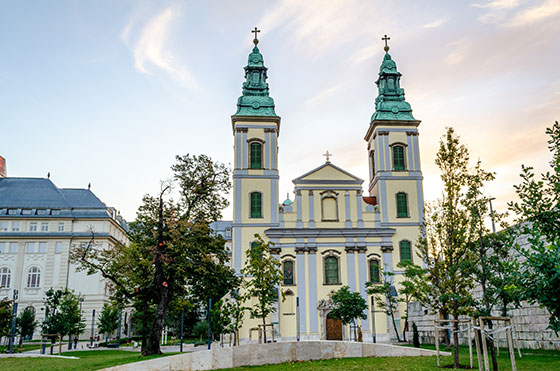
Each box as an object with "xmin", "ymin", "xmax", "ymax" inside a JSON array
[
  {"xmin": 101, "ymin": 341, "xmax": 448, "ymax": 371},
  {"xmin": 407, "ymin": 301, "xmax": 560, "ymax": 350}
]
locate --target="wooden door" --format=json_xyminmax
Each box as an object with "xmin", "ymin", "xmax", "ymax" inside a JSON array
[{"xmin": 326, "ymin": 316, "xmax": 343, "ymax": 340}]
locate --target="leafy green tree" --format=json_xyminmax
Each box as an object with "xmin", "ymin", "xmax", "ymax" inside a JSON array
[
  {"xmin": 97, "ymin": 304, "xmax": 119, "ymax": 342},
  {"xmin": 417, "ymin": 128, "xmax": 477, "ymax": 368},
  {"xmin": 509, "ymin": 121, "xmax": 560, "ymax": 335},
  {"xmin": 396, "ymin": 260, "xmax": 428, "ymax": 342},
  {"xmin": 16, "ymin": 306, "xmax": 37, "ymax": 345},
  {"xmin": 367, "ymin": 271, "xmax": 401, "ymax": 342},
  {"xmin": 0, "ymin": 298, "xmax": 13, "ymax": 339},
  {"xmin": 72, "ymin": 154, "xmax": 234, "ymax": 356},
  {"xmin": 241, "ymin": 234, "xmax": 284, "ymax": 344},
  {"xmin": 328, "ymin": 286, "xmax": 367, "ymax": 341},
  {"xmin": 220, "ymin": 291, "xmax": 247, "ymax": 346},
  {"xmin": 41, "ymin": 289, "xmax": 86, "ymax": 346}
]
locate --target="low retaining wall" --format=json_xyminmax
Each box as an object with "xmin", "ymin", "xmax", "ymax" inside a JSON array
[{"xmin": 102, "ymin": 341, "xmax": 448, "ymax": 371}]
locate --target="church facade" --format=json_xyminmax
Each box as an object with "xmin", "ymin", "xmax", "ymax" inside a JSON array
[{"xmin": 229, "ymin": 33, "xmax": 424, "ymax": 343}]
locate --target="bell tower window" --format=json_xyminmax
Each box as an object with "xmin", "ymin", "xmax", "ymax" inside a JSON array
[
  {"xmin": 392, "ymin": 145, "xmax": 406, "ymax": 171},
  {"xmin": 396, "ymin": 192, "xmax": 409, "ymax": 218},
  {"xmin": 250, "ymin": 192, "xmax": 262, "ymax": 218},
  {"xmin": 250, "ymin": 141, "xmax": 263, "ymax": 169}
]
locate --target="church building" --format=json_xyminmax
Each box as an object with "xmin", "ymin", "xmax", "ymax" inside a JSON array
[{"xmin": 229, "ymin": 31, "xmax": 424, "ymax": 343}]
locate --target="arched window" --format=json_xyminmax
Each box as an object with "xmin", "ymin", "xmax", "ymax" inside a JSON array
[
  {"xmin": 283, "ymin": 260, "xmax": 294, "ymax": 285},
  {"xmin": 250, "ymin": 142, "xmax": 263, "ymax": 169},
  {"xmin": 396, "ymin": 192, "xmax": 408, "ymax": 218},
  {"xmin": 370, "ymin": 151, "xmax": 375, "ymax": 176},
  {"xmin": 26, "ymin": 267, "xmax": 40, "ymax": 288},
  {"xmin": 324, "ymin": 256, "xmax": 340, "ymax": 285},
  {"xmin": 250, "ymin": 192, "xmax": 262, "ymax": 218},
  {"xmin": 0, "ymin": 267, "xmax": 11, "ymax": 288},
  {"xmin": 369, "ymin": 259, "xmax": 380, "ymax": 283},
  {"xmin": 321, "ymin": 191, "xmax": 338, "ymax": 222},
  {"xmin": 392, "ymin": 145, "xmax": 406, "ymax": 171},
  {"xmin": 400, "ymin": 240, "xmax": 412, "ymax": 263}
]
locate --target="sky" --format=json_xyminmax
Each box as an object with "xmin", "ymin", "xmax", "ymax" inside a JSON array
[{"xmin": 1, "ymin": 0, "xmax": 559, "ymax": 223}]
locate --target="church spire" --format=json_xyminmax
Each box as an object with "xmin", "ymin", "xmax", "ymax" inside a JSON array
[
  {"xmin": 233, "ymin": 27, "xmax": 277, "ymax": 117},
  {"xmin": 370, "ymin": 36, "xmax": 416, "ymax": 122}
]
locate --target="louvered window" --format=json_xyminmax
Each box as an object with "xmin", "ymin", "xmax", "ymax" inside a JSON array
[
  {"xmin": 250, "ymin": 192, "xmax": 262, "ymax": 218},
  {"xmin": 396, "ymin": 192, "xmax": 408, "ymax": 218},
  {"xmin": 400, "ymin": 240, "xmax": 412, "ymax": 263},
  {"xmin": 250, "ymin": 142, "xmax": 262, "ymax": 169},
  {"xmin": 393, "ymin": 145, "xmax": 405, "ymax": 171}
]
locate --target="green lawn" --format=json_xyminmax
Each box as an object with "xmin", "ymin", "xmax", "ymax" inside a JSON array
[
  {"xmin": 222, "ymin": 344, "xmax": 560, "ymax": 371},
  {"xmin": 0, "ymin": 350, "xmax": 174, "ymax": 371},
  {"xmin": 0, "ymin": 344, "xmax": 43, "ymax": 353}
]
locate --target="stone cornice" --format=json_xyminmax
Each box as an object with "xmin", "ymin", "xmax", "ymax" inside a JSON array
[{"xmin": 265, "ymin": 227, "xmax": 396, "ymax": 239}]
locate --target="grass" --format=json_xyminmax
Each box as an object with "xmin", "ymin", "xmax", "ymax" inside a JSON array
[
  {"xmin": 221, "ymin": 344, "xmax": 560, "ymax": 370},
  {"xmin": 0, "ymin": 344, "xmax": 43, "ymax": 353},
  {"xmin": 0, "ymin": 350, "xmax": 175, "ymax": 371}
]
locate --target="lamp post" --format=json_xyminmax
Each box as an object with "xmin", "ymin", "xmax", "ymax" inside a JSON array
[
  {"xmin": 90, "ymin": 309, "xmax": 96, "ymax": 347},
  {"xmin": 207, "ymin": 298, "xmax": 212, "ymax": 350},
  {"xmin": 116, "ymin": 308, "xmax": 122, "ymax": 349},
  {"xmin": 488, "ymin": 197, "xmax": 497, "ymax": 233},
  {"xmin": 8, "ymin": 289, "xmax": 18, "ymax": 354},
  {"xmin": 180, "ymin": 307, "xmax": 184, "ymax": 352}
]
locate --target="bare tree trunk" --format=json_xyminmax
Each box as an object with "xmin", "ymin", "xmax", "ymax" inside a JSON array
[
  {"xmin": 452, "ymin": 305, "xmax": 460, "ymax": 368},
  {"xmin": 390, "ymin": 311, "xmax": 401, "ymax": 342},
  {"xmin": 262, "ymin": 317, "xmax": 267, "ymax": 343}
]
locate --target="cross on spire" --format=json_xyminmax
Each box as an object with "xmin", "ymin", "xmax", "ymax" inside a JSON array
[
  {"xmin": 323, "ymin": 150, "xmax": 332, "ymax": 162},
  {"xmin": 382, "ymin": 34, "xmax": 390, "ymax": 52},
  {"xmin": 252, "ymin": 27, "xmax": 260, "ymax": 45}
]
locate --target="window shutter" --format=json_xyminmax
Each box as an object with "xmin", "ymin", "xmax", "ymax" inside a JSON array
[
  {"xmin": 369, "ymin": 260, "xmax": 380, "ymax": 283},
  {"xmin": 250, "ymin": 192, "xmax": 262, "ymax": 218},
  {"xmin": 400, "ymin": 241, "xmax": 412, "ymax": 262},
  {"xmin": 393, "ymin": 146, "xmax": 405, "ymax": 171},
  {"xmin": 325, "ymin": 257, "xmax": 339, "ymax": 284},
  {"xmin": 397, "ymin": 193, "xmax": 408, "ymax": 218},
  {"xmin": 250, "ymin": 142, "xmax": 262, "ymax": 169}
]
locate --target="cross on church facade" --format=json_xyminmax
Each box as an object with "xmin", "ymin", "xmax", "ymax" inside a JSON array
[
  {"xmin": 252, "ymin": 27, "xmax": 260, "ymax": 44},
  {"xmin": 323, "ymin": 150, "xmax": 332, "ymax": 162}
]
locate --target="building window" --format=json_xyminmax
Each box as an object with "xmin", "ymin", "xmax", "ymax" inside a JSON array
[
  {"xmin": 324, "ymin": 256, "xmax": 340, "ymax": 285},
  {"xmin": 26, "ymin": 267, "xmax": 41, "ymax": 288},
  {"xmin": 58, "ymin": 223, "xmax": 64, "ymax": 232},
  {"xmin": 370, "ymin": 151, "xmax": 375, "ymax": 175},
  {"xmin": 21, "ymin": 209, "xmax": 33, "ymax": 215},
  {"xmin": 392, "ymin": 145, "xmax": 406, "ymax": 171},
  {"xmin": 7, "ymin": 209, "xmax": 18, "ymax": 215},
  {"xmin": 250, "ymin": 192, "xmax": 262, "ymax": 218},
  {"xmin": 225, "ymin": 228, "xmax": 231, "ymax": 238},
  {"xmin": 250, "ymin": 142, "xmax": 263, "ymax": 169},
  {"xmin": 369, "ymin": 259, "xmax": 380, "ymax": 283},
  {"xmin": 396, "ymin": 192, "xmax": 409, "ymax": 218},
  {"xmin": 400, "ymin": 240, "xmax": 412, "ymax": 263},
  {"xmin": 0, "ymin": 222, "xmax": 8, "ymax": 231},
  {"xmin": 41, "ymin": 222, "xmax": 49, "ymax": 232},
  {"xmin": 26, "ymin": 242, "xmax": 35, "ymax": 253},
  {"xmin": 9, "ymin": 243, "xmax": 18, "ymax": 253},
  {"xmin": 283, "ymin": 260, "xmax": 294, "ymax": 285},
  {"xmin": 38, "ymin": 242, "xmax": 47, "ymax": 253},
  {"xmin": 55, "ymin": 242, "xmax": 62, "ymax": 254},
  {"xmin": 29, "ymin": 223, "xmax": 38, "ymax": 232},
  {"xmin": 36, "ymin": 209, "xmax": 48, "ymax": 215},
  {"xmin": 11, "ymin": 221, "xmax": 20, "ymax": 232},
  {"xmin": 51, "ymin": 209, "xmax": 60, "ymax": 215},
  {"xmin": 0, "ymin": 267, "xmax": 10, "ymax": 288},
  {"xmin": 0, "ymin": 243, "xmax": 5, "ymax": 253}
]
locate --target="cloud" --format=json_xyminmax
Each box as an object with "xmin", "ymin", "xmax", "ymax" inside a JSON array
[
  {"xmin": 305, "ymin": 85, "xmax": 344, "ymax": 106},
  {"xmin": 509, "ymin": 0, "xmax": 560, "ymax": 26},
  {"xmin": 121, "ymin": 5, "xmax": 198, "ymax": 90},
  {"xmin": 472, "ymin": 0, "xmax": 519, "ymax": 10},
  {"xmin": 423, "ymin": 19, "xmax": 447, "ymax": 28}
]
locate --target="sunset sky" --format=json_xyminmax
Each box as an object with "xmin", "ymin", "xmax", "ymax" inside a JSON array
[{"xmin": 1, "ymin": 0, "xmax": 558, "ymax": 222}]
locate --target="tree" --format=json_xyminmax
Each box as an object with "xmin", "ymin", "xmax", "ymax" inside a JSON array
[
  {"xmin": 97, "ymin": 304, "xmax": 119, "ymax": 342},
  {"xmin": 417, "ymin": 127, "xmax": 477, "ymax": 368},
  {"xmin": 328, "ymin": 286, "xmax": 367, "ymax": 342},
  {"xmin": 367, "ymin": 271, "xmax": 401, "ymax": 342},
  {"xmin": 241, "ymin": 234, "xmax": 284, "ymax": 344},
  {"xmin": 396, "ymin": 260, "xmax": 428, "ymax": 342},
  {"xmin": 16, "ymin": 306, "xmax": 37, "ymax": 345},
  {"xmin": 509, "ymin": 121, "xmax": 560, "ymax": 335},
  {"xmin": 71, "ymin": 154, "xmax": 235, "ymax": 355},
  {"xmin": 220, "ymin": 291, "xmax": 247, "ymax": 346},
  {"xmin": 0, "ymin": 298, "xmax": 13, "ymax": 340},
  {"xmin": 41, "ymin": 289, "xmax": 86, "ymax": 347}
]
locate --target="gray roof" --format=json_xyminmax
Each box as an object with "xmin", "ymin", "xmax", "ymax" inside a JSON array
[
  {"xmin": 0, "ymin": 178, "xmax": 105, "ymax": 209},
  {"xmin": 0, "ymin": 178, "xmax": 130, "ymax": 231}
]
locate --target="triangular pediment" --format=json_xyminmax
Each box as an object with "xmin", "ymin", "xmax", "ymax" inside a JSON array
[{"xmin": 292, "ymin": 162, "xmax": 363, "ymax": 185}]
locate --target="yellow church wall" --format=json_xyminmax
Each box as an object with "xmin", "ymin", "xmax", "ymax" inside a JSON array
[{"xmin": 384, "ymin": 180, "xmax": 420, "ymax": 222}]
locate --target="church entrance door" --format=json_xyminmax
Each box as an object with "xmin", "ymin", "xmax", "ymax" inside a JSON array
[{"xmin": 326, "ymin": 313, "xmax": 342, "ymax": 340}]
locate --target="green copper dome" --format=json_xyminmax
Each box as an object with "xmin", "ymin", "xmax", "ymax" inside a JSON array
[
  {"xmin": 233, "ymin": 42, "xmax": 277, "ymax": 117},
  {"xmin": 370, "ymin": 51, "xmax": 416, "ymax": 122}
]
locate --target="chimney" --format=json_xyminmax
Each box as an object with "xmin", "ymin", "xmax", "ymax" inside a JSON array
[{"xmin": 0, "ymin": 156, "xmax": 6, "ymax": 178}]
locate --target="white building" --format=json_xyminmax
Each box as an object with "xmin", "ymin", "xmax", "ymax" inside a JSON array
[{"xmin": 0, "ymin": 164, "xmax": 129, "ymax": 340}]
